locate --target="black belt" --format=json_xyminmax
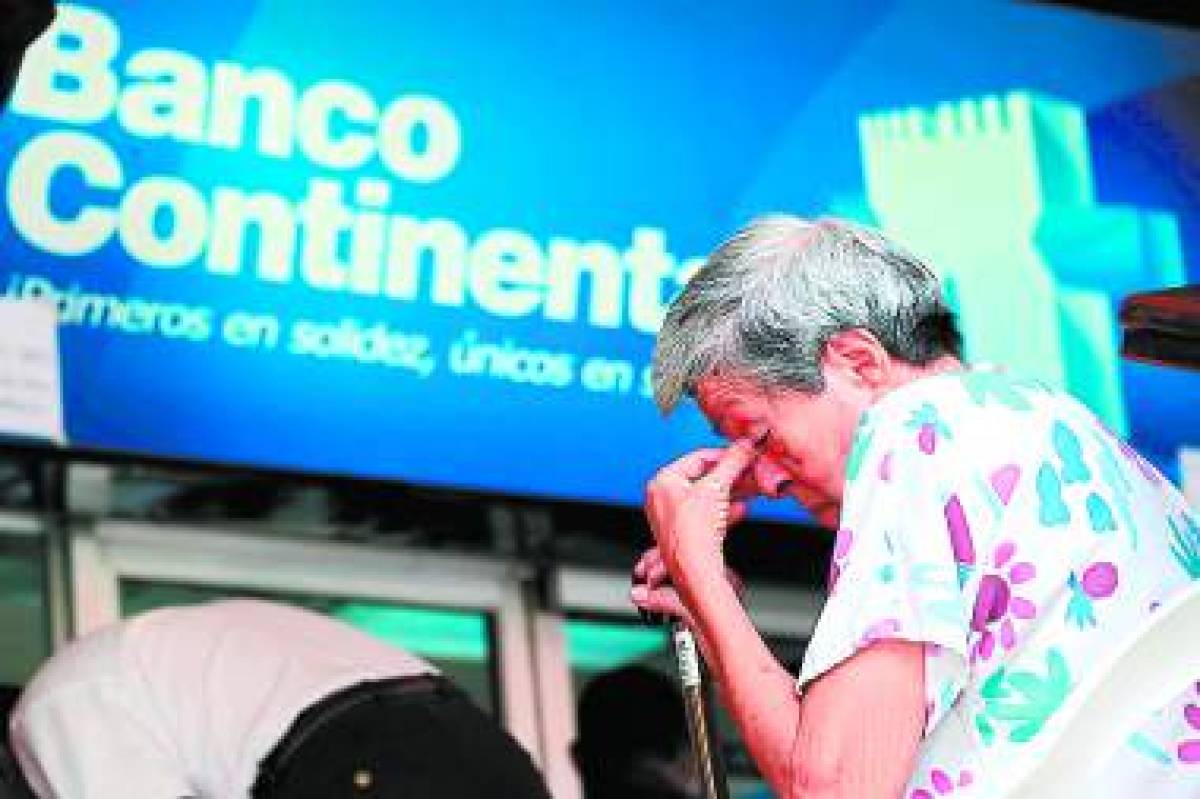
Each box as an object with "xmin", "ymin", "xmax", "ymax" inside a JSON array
[{"xmin": 252, "ymin": 673, "xmax": 449, "ymax": 797}]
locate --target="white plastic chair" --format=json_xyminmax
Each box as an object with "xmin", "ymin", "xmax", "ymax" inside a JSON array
[{"xmin": 1006, "ymin": 582, "xmax": 1200, "ymax": 798}]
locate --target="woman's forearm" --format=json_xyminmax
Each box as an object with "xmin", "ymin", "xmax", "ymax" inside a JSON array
[{"xmin": 686, "ymin": 572, "xmax": 804, "ymax": 797}]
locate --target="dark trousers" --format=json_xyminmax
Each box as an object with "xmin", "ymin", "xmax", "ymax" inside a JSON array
[
  {"xmin": 252, "ymin": 675, "xmax": 551, "ymax": 799},
  {"xmin": 0, "ymin": 739, "xmax": 33, "ymax": 799}
]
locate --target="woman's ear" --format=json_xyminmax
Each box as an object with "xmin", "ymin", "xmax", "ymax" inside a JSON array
[{"xmin": 821, "ymin": 329, "xmax": 890, "ymax": 390}]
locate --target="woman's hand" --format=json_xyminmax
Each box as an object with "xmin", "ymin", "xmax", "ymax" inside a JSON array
[
  {"xmin": 633, "ymin": 439, "xmax": 759, "ymax": 618},
  {"xmin": 631, "ymin": 546, "xmax": 746, "ymax": 626}
]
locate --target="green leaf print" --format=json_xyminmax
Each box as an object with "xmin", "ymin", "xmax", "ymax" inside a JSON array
[
  {"xmin": 1036, "ymin": 463, "xmax": 1070, "ymax": 526},
  {"xmin": 1065, "ymin": 573, "xmax": 1097, "ymax": 628},
  {"xmin": 1005, "ymin": 671, "xmax": 1048, "ymax": 698},
  {"xmin": 1169, "ymin": 513, "xmax": 1200, "ymax": 578},
  {"xmin": 1092, "ymin": 430, "xmax": 1139, "ymax": 551},
  {"xmin": 1085, "ymin": 492, "xmax": 1118, "ymax": 534},
  {"xmin": 980, "ymin": 667, "xmax": 1009, "ymax": 700},
  {"xmin": 1127, "ymin": 732, "xmax": 1173, "ymax": 766},
  {"xmin": 1051, "ymin": 421, "xmax": 1092, "ymax": 484},
  {"xmin": 902, "ymin": 402, "xmax": 952, "ymax": 456},
  {"xmin": 980, "ymin": 649, "xmax": 1072, "ymax": 744},
  {"xmin": 1010, "ymin": 720, "xmax": 1043, "ymax": 743},
  {"xmin": 975, "ymin": 713, "xmax": 996, "ymax": 747},
  {"xmin": 845, "ymin": 422, "xmax": 875, "ymax": 483},
  {"xmin": 961, "ymin": 371, "xmax": 1035, "ymax": 411}
]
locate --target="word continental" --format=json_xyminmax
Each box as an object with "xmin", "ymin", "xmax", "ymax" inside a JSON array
[{"xmin": 6, "ymin": 4, "xmax": 701, "ymax": 334}]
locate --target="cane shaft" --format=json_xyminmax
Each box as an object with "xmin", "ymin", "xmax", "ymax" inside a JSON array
[{"xmin": 672, "ymin": 624, "xmax": 730, "ymax": 799}]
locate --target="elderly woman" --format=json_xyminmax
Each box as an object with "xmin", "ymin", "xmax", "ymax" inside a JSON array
[{"xmin": 631, "ymin": 216, "xmax": 1199, "ymax": 798}]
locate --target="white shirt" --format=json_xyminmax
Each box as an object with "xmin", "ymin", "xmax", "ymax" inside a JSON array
[
  {"xmin": 799, "ymin": 370, "xmax": 1200, "ymax": 797},
  {"xmin": 9, "ymin": 599, "xmax": 437, "ymax": 798}
]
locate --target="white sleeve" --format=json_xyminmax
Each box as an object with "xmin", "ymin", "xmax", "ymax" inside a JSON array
[
  {"xmin": 798, "ymin": 403, "xmax": 976, "ymax": 736},
  {"xmin": 11, "ymin": 679, "xmax": 194, "ymax": 799}
]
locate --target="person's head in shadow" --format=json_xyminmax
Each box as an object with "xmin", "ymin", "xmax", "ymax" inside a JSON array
[
  {"xmin": 0, "ymin": 0, "xmax": 54, "ymax": 108},
  {"xmin": 572, "ymin": 665, "xmax": 698, "ymax": 799}
]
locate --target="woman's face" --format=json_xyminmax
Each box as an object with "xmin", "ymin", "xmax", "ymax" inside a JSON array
[{"xmin": 695, "ymin": 368, "xmax": 875, "ymax": 529}]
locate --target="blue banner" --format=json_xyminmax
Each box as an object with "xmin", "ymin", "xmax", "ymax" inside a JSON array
[{"xmin": 1, "ymin": 1, "xmax": 1198, "ymax": 510}]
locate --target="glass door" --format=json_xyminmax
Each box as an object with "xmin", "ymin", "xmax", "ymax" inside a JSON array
[{"xmin": 0, "ymin": 515, "xmax": 51, "ymax": 711}]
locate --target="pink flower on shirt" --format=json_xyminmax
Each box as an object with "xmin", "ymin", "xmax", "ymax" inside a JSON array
[
  {"xmin": 1179, "ymin": 683, "xmax": 1200, "ymax": 765},
  {"xmin": 1065, "ymin": 561, "xmax": 1119, "ymax": 628},
  {"xmin": 910, "ymin": 767, "xmax": 973, "ymax": 797},
  {"xmin": 828, "ymin": 528, "xmax": 854, "ymax": 592},
  {"xmin": 879, "ymin": 450, "xmax": 895, "ymax": 482},
  {"xmin": 970, "ymin": 540, "xmax": 1037, "ymax": 663},
  {"xmin": 906, "ymin": 403, "xmax": 952, "ymax": 455},
  {"xmin": 859, "ymin": 617, "xmax": 902, "ymax": 647},
  {"xmin": 944, "ymin": 493, "xmax": 976, "ymax": 587}
]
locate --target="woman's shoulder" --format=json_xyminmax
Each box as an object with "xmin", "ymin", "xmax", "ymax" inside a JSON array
[{"xmin": 864, "ymin": 366, "xmax": 1090, "ymax": 445}]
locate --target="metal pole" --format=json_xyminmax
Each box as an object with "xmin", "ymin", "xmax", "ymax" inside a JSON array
[
  {"xmin": 633, "ymin": 570, "xmax": 732, "ymax": 799},
  {"xmin": 26, "ymin": 453, "xmax": 73, "ymax": 647},
  {"xmin": 671, "ymin": 622, "xmax": 730, "ymax": 799},
  {"xmin": 31, "ymin": 456, "xmax": 73, "ymax": 648}
]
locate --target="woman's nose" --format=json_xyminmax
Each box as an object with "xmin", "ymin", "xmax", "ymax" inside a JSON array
[{"xmin": 753, "ymin": 457, "xmax": 793, "ymax": 498}]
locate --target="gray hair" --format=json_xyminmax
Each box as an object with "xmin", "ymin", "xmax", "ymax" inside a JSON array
[{"xmin": 651, "ymin": 215, "xmax": 961, "ymax": 413}]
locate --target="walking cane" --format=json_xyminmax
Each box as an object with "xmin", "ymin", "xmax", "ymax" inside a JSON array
[
  {"xmin": 635, "ymin": 573, "xmax": 731, "ymax": 799},
  {"xmin": 671, "ymin": 621, "xmax": 731, "ymax": 799}
]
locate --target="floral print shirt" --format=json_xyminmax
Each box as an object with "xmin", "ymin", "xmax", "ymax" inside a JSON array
[{"xmin": 797, "ymin": 369, "xmax": 1200, "ymax": 797}]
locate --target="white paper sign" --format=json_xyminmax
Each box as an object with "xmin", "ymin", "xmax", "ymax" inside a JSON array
[{"xmin": 0, "ymin": 299, "xmax": 65, "ymax": 444}]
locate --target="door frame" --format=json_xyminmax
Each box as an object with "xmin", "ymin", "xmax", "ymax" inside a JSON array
[{"xmin": 68, "ymin": 519, "xmax": 546, "ymax": 766}]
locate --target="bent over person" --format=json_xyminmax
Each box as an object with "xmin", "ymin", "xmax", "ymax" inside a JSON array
[
  {"xmin": 8, "ymin": 599, "xmax": 551, "ymax": 798},
  {"xmin": 631, "ymin": 215, "xmax": 1200, "ymax": 798}
]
